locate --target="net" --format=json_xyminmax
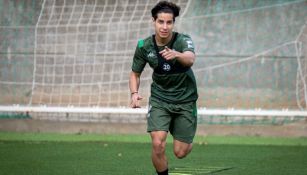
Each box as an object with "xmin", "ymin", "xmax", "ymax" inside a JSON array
[
  {"xmin": 296, "ymin": 23, "xmax": 307, "ymax": 109},
  {"xmin": 178, "ymin": 0, "xmax": 307, "ymax": 110},
  {"xmin": 30, "ymin": 0, "xmax": 189, "ymax": 107},
  {"xmin": 0, "ymin": 0, "xmax": 306, "ymax": 111}
]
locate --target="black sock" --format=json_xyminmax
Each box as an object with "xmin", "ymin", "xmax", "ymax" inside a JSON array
[{"xmin": 157, "ymin": 169, "xmax": 168, "ymax": 175}]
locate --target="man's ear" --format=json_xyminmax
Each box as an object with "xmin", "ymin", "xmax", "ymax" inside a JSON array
[{"xmin": 152, "ymin": 17, "xmax": 156, "ymax": 27}]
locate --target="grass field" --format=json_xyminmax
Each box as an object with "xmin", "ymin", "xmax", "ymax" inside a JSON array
[{"xmin": 1, "ymin": 132, "xmax": 307, "ymax": 175}]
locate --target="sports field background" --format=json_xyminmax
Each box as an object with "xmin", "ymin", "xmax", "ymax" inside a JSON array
[
  {"xmin": 0, "ymin": 1, "xmax": 307, "ymax": 175},
  {"xmin": 1, "ymin": 132, "xmax": 307, "ymax": 175}
]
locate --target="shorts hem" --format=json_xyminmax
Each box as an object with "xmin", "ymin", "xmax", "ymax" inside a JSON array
[
  {"xmin": 172, "ymin": 136, "xmax": 194, "ymax": 144},
  {"xmin": 147, "ymin": 129, "xmax": 169, "ymax": 133}
]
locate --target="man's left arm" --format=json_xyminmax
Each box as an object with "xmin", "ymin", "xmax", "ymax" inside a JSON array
[
  {"xmin": 159, "ymin": 47, "xmax": 195, "ymax": 67},
  {"xmin": 159, "ymin": 34, "xmax": 196, "ymax": 67}
]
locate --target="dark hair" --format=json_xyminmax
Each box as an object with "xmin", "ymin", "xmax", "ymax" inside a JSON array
[{"xmin": 151, "ymin": 1, "xmax": 181, "ymax": 21}]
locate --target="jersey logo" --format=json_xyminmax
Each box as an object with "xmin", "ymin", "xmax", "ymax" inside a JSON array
[
  {"xmin": 137, "ymin": 39, "xmax": 144, "ymax": 48},
  {"xmin": 147, "ymin": 51, "xmax": 156, "ymax": 59},
  {"xmin": 186, "ymin": 40, "xmax": 194, "ymax": 49},
  {"xmin": 163, "ymin": 63, "xmax": 171, "ymax": 71}
]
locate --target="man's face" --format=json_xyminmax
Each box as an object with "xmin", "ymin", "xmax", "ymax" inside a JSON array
[{"xmin": 153, "ymin": 12, "xmax": 174, "ymax": 40}]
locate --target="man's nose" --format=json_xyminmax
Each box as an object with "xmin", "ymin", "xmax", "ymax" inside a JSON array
[{"xmin": 163, "ymin": 23, "xmax": 167, "ymax": 29}]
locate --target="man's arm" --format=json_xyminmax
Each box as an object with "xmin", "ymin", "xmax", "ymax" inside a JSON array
[
  {"xmin": 129, "ymin": 71, "xmax": 143, "ymax": 108},
  {"xmin": 159, "ymin": 47, "xmax": 195, "ymax": 67}
]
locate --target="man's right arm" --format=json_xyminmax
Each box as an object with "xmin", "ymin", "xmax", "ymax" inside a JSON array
[
  {"xmin": 129, "ymin": 71, "xmax": 143, "ymax": 108},
  {"xmin": 130, "ymin": 39, "xmax": 146, "ymax": 108}
]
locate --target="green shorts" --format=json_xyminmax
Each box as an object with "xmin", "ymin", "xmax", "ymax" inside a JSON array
[{"xmin": 147, "ymin": 97, "xmax": 197, "ymax": 144}]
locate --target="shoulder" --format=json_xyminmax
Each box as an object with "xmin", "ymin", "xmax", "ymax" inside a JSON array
[
  {"xmin": 176, "ymin": 33, "xmax": 194, "ymax": 42},
  {"xmin": 137, "ymin": 36, "xmax": 153, "ymax": 50},
  {"xmin": 174, "ymin": 32, "xmax": 195, "ymax": 51},
  {"xmin": 134, "ymin": 36, "xmax": 154, "ymax": 60}
]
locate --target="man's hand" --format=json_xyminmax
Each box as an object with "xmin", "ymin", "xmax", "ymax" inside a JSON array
[
  {"xmin": 160, "ymin": 47, "xmax": 195, "ymax": 67},
  {"xmin": 130, "ymin": 93, "xmax": 143, "ymax": 108},
  {"xmin": 159, "ymin": 46, "xmax": 178, "ymax": 60}
]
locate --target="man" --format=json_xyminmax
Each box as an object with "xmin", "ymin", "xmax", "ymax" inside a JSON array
[{"xmin": 129, "ymin": 1, "xmax": 198, "ymax": 175}]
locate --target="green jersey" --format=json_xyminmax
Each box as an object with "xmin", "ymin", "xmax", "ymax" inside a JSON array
[{"xmin": 132, "ymin": 32, "xmax": 198, "ymax": 103}]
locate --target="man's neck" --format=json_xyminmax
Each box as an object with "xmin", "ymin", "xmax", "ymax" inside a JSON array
[{"xmin": 155, "ymin": 32, "xmax": 173, "ymax": 46}]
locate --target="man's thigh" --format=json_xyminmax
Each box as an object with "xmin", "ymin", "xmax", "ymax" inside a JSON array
[
  {"xmin": 147, "ymin": 98, "xmax": 172, "ymax": 132},
  {"xmin": 170, "ymin": 101, "xmax": 197, "ymax": 144}
]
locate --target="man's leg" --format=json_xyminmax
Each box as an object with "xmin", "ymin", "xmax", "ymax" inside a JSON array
[
  {"xmin": 173, "ymin": 139, "xmax": 193, "ymax": 159},
  {"xmin": 170, "ymin": 101, "xmax": 197, "ymax": 159},
  {"xmin": 150, "ymin": 131, "xmax": 169, "ymax": 174}
]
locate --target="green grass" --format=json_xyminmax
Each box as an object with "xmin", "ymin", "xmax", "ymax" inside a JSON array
[{"xmin": 1, "ymin": 132, "xmax": 307, "ymax": 175}]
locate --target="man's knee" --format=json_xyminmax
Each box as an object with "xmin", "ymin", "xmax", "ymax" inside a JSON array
[
  {"xmin": 174, "ymin": 148, "xmax": 190, "ymax": 159},
  {"xmin": 152, "ymin": 139, "xmax": 166, "ymax": 156},
  {"xmin": 173, "ymin": 143, "xmax": 193, "ymax": 159}
]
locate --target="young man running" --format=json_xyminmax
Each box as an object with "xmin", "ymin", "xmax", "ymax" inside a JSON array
[{"xmin": 129, "ymin": 1, "xmax": 198, "ymax": 175}]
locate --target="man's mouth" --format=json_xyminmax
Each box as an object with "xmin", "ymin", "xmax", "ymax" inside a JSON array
[{"xmin": 160, "ymin": 31, "xmax": 168, "ymax": 35}]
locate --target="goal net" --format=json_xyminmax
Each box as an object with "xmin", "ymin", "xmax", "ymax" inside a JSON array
[
  {"xmin": 30, "ymin": 0, "xmax": 189, "ymax": 107},
  {"xmin": 0, "ymin": 0, "xmax": 306, "ymax": 115},
  {"xmin": 177, "ymin": 0, "xmax": 307, "ymax": 110}
]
